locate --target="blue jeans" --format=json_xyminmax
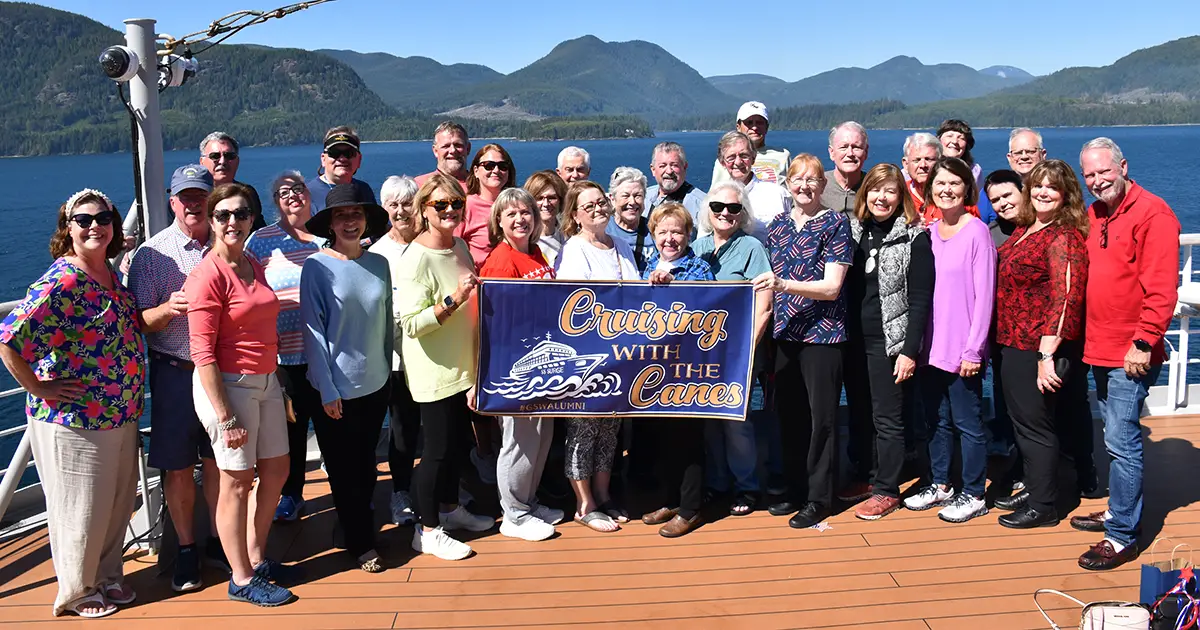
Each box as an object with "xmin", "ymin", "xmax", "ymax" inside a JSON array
[
  {"xmin": 920, "ymin": 366, "xmax": 988, "ymax": 498},
  {"xmin": 1093, "ymin": 365, "xmax": 1160, "ymax": 546},
  {"xmin": 705, "ymin": 415, "xmax": 761, "ymax": 493}
]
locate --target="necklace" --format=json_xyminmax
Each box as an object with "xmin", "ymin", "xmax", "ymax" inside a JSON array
[{"xmin": 865, "ymin": 230, "xmax": 879, "ymax": 274}]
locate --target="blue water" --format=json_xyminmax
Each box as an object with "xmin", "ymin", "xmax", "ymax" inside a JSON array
[{"xmin": 2, "ymin": 126, "xmax": 1199, "ymax": 480}]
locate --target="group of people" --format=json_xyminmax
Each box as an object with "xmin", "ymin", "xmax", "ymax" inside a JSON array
[{"xmin": 0, "ymin": 100, "xmax": 1180, "ymax": 618}]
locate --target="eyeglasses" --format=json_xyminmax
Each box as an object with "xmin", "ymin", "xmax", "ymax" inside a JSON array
[
  {"xmin": 1008, "ymin": 149, "xmax": 1043, "ymax": 158},
  {"xmin": 213, "ymin": 208, "xmax": 254, "ymax": 223},
  {"xmin": 206, "ymin": 151, "xmax": 238, "ymax": 162},
  {"xmin": 478, "ymin": 161, "xmax": 510, "ymax": 172},
  {"xmin": 722, "ymin": 152, "xmax": 754, "ymax": 165},
  {"xmin": 70, "ymin": 211, "xmax": 115, "ymax": 228},
  {"xmin": 426, "ymin": 199, "xmax": 466, "ymax": 212},
  {"xmin": 709, "ymin": 201, "xmax": 743, "ymax": 215},
  {"xmin": 274, "ymin": 184, "xmax": 307, "ymax": 199},
  {"xmin": 326, "ymin": 147, "xmax": 359, "ymax": 160},
  {"xmin": 789, "ymin": 177, "xmax": 822, "ymax": 187},
  {"xmin": 579, "ymin": 199, "xmax": 612, "ymax": 215}
]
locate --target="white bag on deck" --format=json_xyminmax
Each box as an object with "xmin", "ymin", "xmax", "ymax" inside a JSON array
[{"xmin": 1034, "ymin": 588, "xmax": 1151, "ymax": 629}]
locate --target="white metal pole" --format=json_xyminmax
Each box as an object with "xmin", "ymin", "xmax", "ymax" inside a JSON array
[
  {"xmin": 0, "ymin": 431, "xmax": 34, "ymax": 523},
  {"xmin": 124, "ymin": 18, "xmax": 169, "ymax": 239}
]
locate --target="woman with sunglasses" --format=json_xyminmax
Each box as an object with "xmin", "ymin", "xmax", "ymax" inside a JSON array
[
  {"xmin": 0, "ymin": 190, "xmax": 144, "ymax": 618},
  {"xmin": 244, "ymin": 171, "xmax": 324, "ymax": 524},
  {"xmin": 395, "ymin": 174, "xmax": 494, "ymax": 561},
  {"xmin": 692, "ymin": 181, "xmax": 774, "ymax": 517},
  {"xmin": 185, "ymin": 183, "xmax": 299, "ymax": 606},
  {"xmin": 553, "ymin": 180, "xmax": 640, "ymax": 532}
]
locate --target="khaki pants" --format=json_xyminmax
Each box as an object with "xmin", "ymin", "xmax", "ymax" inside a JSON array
[{"xmin": 28, "ymin": 419, "xmax": 138, "ymax": 616}]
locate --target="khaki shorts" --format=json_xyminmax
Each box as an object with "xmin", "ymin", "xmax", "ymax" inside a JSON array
[{"xmin": 192, "ymin": 371, "xmax": 289, "ymax": 471}]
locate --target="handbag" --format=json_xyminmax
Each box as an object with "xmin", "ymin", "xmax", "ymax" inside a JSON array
[
  {"xmin": 1035, "ymin": 588, "xmax": 1151, "ymax": 630},
  {"xmin": 1150, "ymin": 567, "xmax": 1199, "ymax": 629},
  {"xmin": 1142, "ymin": 539, "xmax": 1194, "ymax": 604}
]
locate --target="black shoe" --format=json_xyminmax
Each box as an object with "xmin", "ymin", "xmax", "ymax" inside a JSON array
[
  {"xmin": 205, "ymin": 536, "xmax": 232, "ymax": 574},
  {"xmin": 172, "ymin": 545, "xmax": 203, "ymax": 592},
  {"xmin": 788, "ymin": 502, "xmax": 830, "ymax": 529},
  {"xmin": 998, "ymin": 505, "xmax": 1060, "ymax": 529},
  {"xmin": 1078, "ymin": 477, "xmax": 1108, "ymax": 499},
  {"xmin": 767, "ymin": 499, "xmax": 800, "ymax": 517},
  {"xmin": 993, "ymin": 490, "xmax": 1030, "ymax": 512}
]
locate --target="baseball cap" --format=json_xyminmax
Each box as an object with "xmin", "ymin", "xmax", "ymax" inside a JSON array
[
  {"xmin": 170, "ymin": 164, "xmax": 213, "ymax": 194},
  {"xmin": 324, "ymin": 128, "xmax": 361, "ymax": 151},
  {"xmin": 737, "ymin": 101, "xmax": 769, "ymax": 123}
]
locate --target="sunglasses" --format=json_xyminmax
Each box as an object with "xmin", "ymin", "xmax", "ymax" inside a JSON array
[
  {"xmin": 213, "ymin": 208, "xmax": 254, "ymax": 223},
  {"xmin": 326, "ymin": 147, "xmax": 359, "ymax": 160},
  {"xmin": 70, "ymin": 211, "xmax": 115, "ymax": 228},
  {"xmin": 478, "ymin": 160, "xmax": 510, "ymax": 172},
  {"xmin": 206, "ymin": 151, "xmax": 238, "ymax": 162},
  {"xmin": 426, "ymin": 199, "xmax": 466, "ymax": 212},
  {"xmin": 709, "ymin": 201, "xmax": 744, "ymax": 215}
]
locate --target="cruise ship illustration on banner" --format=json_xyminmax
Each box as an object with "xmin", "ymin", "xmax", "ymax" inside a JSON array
[{"xmin": 509, "ymin": 334, "xmax": 609, "ymax": 381}]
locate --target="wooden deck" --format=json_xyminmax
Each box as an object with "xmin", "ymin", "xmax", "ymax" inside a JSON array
[{"xmin": 3, "ymin": 414, "xmax": 1200, "ymax": 629}]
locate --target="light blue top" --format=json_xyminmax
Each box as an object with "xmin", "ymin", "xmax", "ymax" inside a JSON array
[
  {"xmin": 299, "ymin": 251, "xmax": 393, "ymax": 404},
  {"xmin": 644, "ymin": 181, "xmax": 707, "ymax": 222},
  {"xmin": 692, "ymin": 230, "xmax": 772, "ymax": 282}
]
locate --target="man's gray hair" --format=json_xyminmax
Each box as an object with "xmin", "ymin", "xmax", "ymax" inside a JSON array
[
  {"xmin": 697, "ymin": 181, "xmax": 753, "ymax": 235},
  {"xmin": 557, "ymin": 146, "xmax": 591, "ymax": 169},
  {"xmin": 433, "ymin": 121, "xmax": 469, "ymax": 141},
  {"xmin": 717, "ymin": 131, "xmax": 753, "ymax": 158},
  {"xmin": 381, "ymin": 175, "xmax": 419, "ymax": 205},
  {"xmin": 269, "ymin": 169, "xmax": 304, "ymax": 196},
  {"xmin": 829, "ymin": 121, "xmax": 869, "ymax": 147},
  {"xmin": 200, "ymin": 131, "xmax": 238, "ymax": 154},
  {"xmin": 1080, "ymin": 137, "xmax": 1125, "ymax": 165},
  {"xmin": 1009, "ymin": 127, "xmax": 1044, "ymax": 150},
  {"xmin": 651, "ymin": 141, "xmax": 688, "ymax": 166},
  {"xmin": 608, "ymin": 166, "xmax": 647, "ymax": 193},
  {"xmin": 903, "ymin": 132, "xmax": 941, "ymax": 159}
]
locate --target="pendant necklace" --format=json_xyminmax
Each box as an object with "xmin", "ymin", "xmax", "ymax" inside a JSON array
[{"xmin": 865, "ymin": 230, "xmax": 879, "ymax": 274}]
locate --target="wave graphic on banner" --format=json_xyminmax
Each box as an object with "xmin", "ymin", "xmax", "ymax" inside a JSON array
[{"xmin": 483, "ymin": 335, "xmax": 622, "ymax": 401}]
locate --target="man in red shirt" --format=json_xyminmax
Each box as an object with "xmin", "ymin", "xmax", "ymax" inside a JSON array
[
  {"xmin": 416, "ymin": 122, "xmax": 471, "ymax": 190},
  {"xmin": 1074, "ymin": 137, "xmax": 1180, "ymax": 571}
]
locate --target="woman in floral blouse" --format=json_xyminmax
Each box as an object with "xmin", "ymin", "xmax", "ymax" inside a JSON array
[{"xmin": 0, "ymin": 189, "xmax": 146, "ymax": 618}]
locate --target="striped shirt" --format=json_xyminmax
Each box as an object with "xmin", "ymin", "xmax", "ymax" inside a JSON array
[
  {"xmin": 244, "ymin": 222, "xmax": 324, "ymax": 365},
  {"xmin": 127, "ymin": 221, "xmax": 209, "ymax": 360}
]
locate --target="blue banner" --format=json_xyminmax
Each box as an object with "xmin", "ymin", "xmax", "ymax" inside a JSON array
[{"xmin": 475, "ymin": 279, "xmax": 755, "ymax": 420}]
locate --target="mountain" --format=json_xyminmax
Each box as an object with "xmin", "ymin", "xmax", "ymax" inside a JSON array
[
  {"xmin": 979, "ymin": 65, "xmax": 1035, "ymax": 81},
  {"xmin": 316, "ymin": 49, "xmax": 502, "ymax": 110},
  {"xmin": 433, "ymin": 35, "xmax": 738, "ymax": 120},
  {"xmin": 1002, "ymin": 36, "xmax": 1200, "ymax": 103},
  {"xmin": 706, "ymin": 73, "xmax": 787, "ymax": 99}
]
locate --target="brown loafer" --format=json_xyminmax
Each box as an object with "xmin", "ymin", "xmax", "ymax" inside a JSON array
[
  {"xmin": 642, "ymin": 507, "xmax": 677, "ymax": 525},
  {"xmin": 1079, "ymin": 539, "xmax": 1138, "ymax": 571},
  {"xmin": 659, "ymin": 514, "xmax": 701, "ymax": 538},
  {"xmin": 1069, "ymin": 510, "xmax": 1108, "ymax": 533}
]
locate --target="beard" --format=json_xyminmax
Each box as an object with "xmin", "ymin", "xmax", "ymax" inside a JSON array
[{"xmin": 660, "ymin": 175, "xmax": 682, "ymax": 193}]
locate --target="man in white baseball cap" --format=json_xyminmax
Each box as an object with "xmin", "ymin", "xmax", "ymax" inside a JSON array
[{"xmin": 711, "ymin": 101, "xmax": 791, "ymax": 186}]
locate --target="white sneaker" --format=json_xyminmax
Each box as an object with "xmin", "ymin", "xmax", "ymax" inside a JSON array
[
  {"xmin": 903, "ymin": 485, "xmax": 954, "ymax": 511},
  {"xmin": 412, "ymin": 527, "xmax": 471, "ymax": 561},
  {"xmin": 389, "ymin": 490, "xmax": 415, "ymax": 526},
  {"xmin": 439, "ymin": 505, "xmax": 495, "ymax": 532},
  {"xmin": 499, "ymin": 516, "xmax": 555, "ymax": 541},
  {"xmin": 531, "ymin": 504, "xmax": 565, "ymax": 526},
  {"xmin": 470, "ymin": 449, "xmax": 498, "ymax": 485},
  {"xmin": 937, "ymin": 493, "xmax": 989, "ymax": 523},
  {"xmin": 458, "ymin": 483, "xmax": 475, "ymax": 507}
]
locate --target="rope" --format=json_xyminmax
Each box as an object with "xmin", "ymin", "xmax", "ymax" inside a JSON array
[{"xmin": 158, "ymin": 0, "xmax": 336, "ymax": 57}]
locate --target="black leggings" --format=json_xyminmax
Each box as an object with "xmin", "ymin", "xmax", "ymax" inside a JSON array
[
  {"xmin": 279, "ymin": 363, "xmax": 323, "ymax": 500},
  {"xmin": 775, "ymin": 341, "xmax": 844, "ymax": 507},
  {"xmin": 310, "ymin": 382, "xmax": 390, "ymax": 557},
  {"xmin": 414, "ymin": 392, "xmax": 473, "ymax": 528},
  {"xmin": 386, "ymin": 372, "xmax": 421, "ymax": 492},
  {"xmin": 845, "ymin": 342, "xmax": 909, "ymax": 498}
]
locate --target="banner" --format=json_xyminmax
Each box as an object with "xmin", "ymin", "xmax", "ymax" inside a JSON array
[{"xmin": 475, "ymin": 279, "xmax": 755, "ymax": 420}]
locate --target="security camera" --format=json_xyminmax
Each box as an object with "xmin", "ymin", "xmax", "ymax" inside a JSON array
[
  {"xmin": 99, "ymin": 45, "xmax": 140, "ymax": 82},
  {"xmin": 158, "ymin": 54, "xmax": 198, "ymax": 90}
]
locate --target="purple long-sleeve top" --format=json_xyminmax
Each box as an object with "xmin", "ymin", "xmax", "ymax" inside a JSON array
[{"xmin": 923, "ymin": 216, "xmax": 996, "ymax": 373}]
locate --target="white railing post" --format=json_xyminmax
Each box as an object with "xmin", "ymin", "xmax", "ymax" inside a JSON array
[{"xmin": 0, "ymin": 430, "xmax": 33, "ymax": 523}]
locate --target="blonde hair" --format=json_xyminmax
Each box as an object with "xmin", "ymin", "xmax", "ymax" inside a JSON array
[
  {"xmin": 487, "ymin": 188, "xmax": 541, "ymax": 247},
  {"xmin": 559, "ymin": 180, "xmax": 608, "ymax": 237},
  {"xmin": 413, "ymin": 172, "xmax": 467, "ymax": 235},
  {"xmin": 648, "ymin": 203, "xmax": 693, "ymax": 241},
  {"xmin": 785, "ymin": 153, "xmax": 827, "ymax": 182}
]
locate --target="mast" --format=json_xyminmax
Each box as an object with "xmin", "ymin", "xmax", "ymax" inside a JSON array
[{"xmin": 124, "ymin": 19, "xmax": 169, "ymax": 239}]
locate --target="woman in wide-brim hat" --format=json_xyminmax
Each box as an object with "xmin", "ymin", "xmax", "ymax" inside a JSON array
[{"xmin": 298, "ymin": 182, "xmax": 395, "ymax": 572}]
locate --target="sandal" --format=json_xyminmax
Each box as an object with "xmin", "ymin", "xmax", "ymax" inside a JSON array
[
  {"xmin": 103, "ymin": 582, "xmax": 136, "ymax": 605},
  {"xmin": 357, "ymin": 550, "xmax": 384, "ymax": 573},
  {"xmin": 68, "ymin": 591, "xmax": 118, "ymax": 619},
  {"xmin": 597, "ymin": 501, "xmax": 630, "ymax": 524},
  {"xmin": 730, "ymin": 492, "xmax": 758, "ymax": 516},
  {"xmin": 574, "ymin": 510, "xmax": 619, "ymax": 533}
]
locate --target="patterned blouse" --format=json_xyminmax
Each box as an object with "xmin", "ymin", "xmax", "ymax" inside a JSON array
[
  {"xmin": 642, "ymin": 248, "xmax": 715, "ymax": 282},
  {"xmin": 0, "ymin": 259, "xmax": 146, "ymax": 430},
  {"xmin": 995, "ymin": 223, "xmax": 1089, "ymax": 351},
  {"xmin": 767, "ymin": 210, "xmax": 853, "ymax": 344}
]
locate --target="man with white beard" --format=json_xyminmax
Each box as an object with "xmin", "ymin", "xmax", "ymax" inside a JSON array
[{"xmin": 644, "ymin": 141, "xmax": 706, "ymax": 221}]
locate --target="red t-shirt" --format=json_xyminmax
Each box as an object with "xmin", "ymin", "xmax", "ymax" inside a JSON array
[
  {"xmin": 184, "ymin": 254, "xmax": 280, "ymax": 374},
  {"xmin": 479, "ymin": 241, "xmax": 555, "ymax": 280}
]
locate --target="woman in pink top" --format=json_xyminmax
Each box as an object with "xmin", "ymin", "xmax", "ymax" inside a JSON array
[
  {"xmin": 902, "ymin": 158, "xmax": 996, "ymax": 526},
  {"xmin": 184, "ymin": 183, "xmax": 297, "ymax": 607}
]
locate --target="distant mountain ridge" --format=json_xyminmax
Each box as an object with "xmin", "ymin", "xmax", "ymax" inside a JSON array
[{"xmin": 315, "ymin": 49, "xmax": 502, "ymax": 111}]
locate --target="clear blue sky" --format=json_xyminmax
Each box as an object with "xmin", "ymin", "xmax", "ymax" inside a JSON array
[{"xmin": 31, "ymin": 0, "xmax": 1200, "ymax": 80}]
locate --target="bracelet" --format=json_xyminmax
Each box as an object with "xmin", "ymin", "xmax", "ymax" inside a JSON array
[{"xmin": 218, "ymin": 417, "xmax": 239, "ymax": 431}]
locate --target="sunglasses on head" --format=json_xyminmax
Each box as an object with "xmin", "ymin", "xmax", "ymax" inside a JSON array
[
  {"xmin": 326, "ymin": 147, "xmax": 359, "ymax": 160},
  {"xmin": 709, "ymin": 201, "xmax": 744, "ymax": 215},
  {"xmin": 478, "ymin": 160, "xmax": 510, "ymax": 172},
  {"xmin": 70, "ymin": 211, "xmax": 115, "ymax": 228},
  {"xmin": 426, "ymin": 199, "xmax": 466, "ymax": 212},
  {"xmin": 213, "ymin": 208, "xmax": 254, "ymax": 223},
  {"xmin": 206, "ymin": 151, "xmax": 238, "ymax": 162}
]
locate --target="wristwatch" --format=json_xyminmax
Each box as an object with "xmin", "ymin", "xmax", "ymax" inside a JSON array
[
  {"xmin": 1036, "ymin": 352, "xmax": 1054, "ymax": 362},
  {"xmin": 1133, "ymin": 339, "xmax": 1152, "ymax": 352},
  {"xmin": 442, "ymin": 295, "xmax": 458, "ymax": 310}
]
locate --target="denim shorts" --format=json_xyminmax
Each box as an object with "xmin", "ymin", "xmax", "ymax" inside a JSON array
[{"xmin": 147, "ymin": 356, "xmax": 214, "ymax": 470}]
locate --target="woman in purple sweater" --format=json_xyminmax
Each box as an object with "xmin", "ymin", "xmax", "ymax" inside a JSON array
[{"xmin": 903, "ymin": 157, "xmax": 996, "ymax": 524}]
